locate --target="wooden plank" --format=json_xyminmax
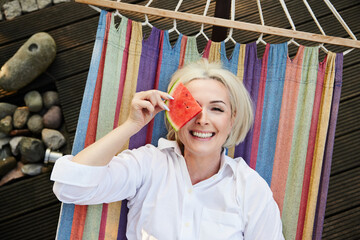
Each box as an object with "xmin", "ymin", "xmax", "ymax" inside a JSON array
[
  {"xmin": 0, "ymin": 172, "xmax": 59, "ymax": 223},
  {"xmin": 335, "ymin": 97, "xmax": 360, "ymax": 137},
  {"xmin": 325, "ymin": 167, "xmax": 360, "ymax": 217},
  {"xmin": 332, "ymin": 130, "xmax": 360, "ymax": 175},
  {"xmin": 75, "ymin": 0, "xmax": 360, "ymax": 48},
  {"xmin": 0, "ymin": 203, "xmax": 61, "ymax": 239},
  {"xmin": 322, "ymin": 205, "xmax": 360, "ymax": 239}
]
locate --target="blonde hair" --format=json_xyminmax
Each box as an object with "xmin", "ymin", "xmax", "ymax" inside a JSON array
[{"xmin": 165, "ymin": 59, "xmax": 254, "ymax": 148}]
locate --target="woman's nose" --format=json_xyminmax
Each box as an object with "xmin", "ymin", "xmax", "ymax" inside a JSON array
[{"xmin": 195, "ymin": 109, "xmax": 209, "ymax": 125}]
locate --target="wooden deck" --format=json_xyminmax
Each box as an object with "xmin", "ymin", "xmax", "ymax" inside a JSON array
[{"xmin": 0, "ymin": 0, "xmax": 359, "ymax": 239}]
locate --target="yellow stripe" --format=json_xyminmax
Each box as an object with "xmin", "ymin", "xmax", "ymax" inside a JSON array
[
  {"xmin": 208, "ymin": 41, "xmax": 221, "ymax": 62},
  {"xmin": 302, "ymin": 52, "xmax": 336, "ymax": 240},
  {"xmin": 104, "ymin": 202, "xmax": 122, "ymax": 240}
]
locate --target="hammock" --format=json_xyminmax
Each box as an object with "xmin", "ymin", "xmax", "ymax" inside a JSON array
[{"xmin": 55, "ymin": 6, "xmax": 344, "ymax": 240}]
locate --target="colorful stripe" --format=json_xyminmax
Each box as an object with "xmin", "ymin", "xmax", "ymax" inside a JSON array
[{"xmin": 302, "ymin": 52, "xmax": 337, "ymax": 239}]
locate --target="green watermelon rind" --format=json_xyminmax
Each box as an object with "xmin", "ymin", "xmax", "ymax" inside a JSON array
[{"xmin": 165, "ymin": 79, "xmax": 181, "ymax": 131}]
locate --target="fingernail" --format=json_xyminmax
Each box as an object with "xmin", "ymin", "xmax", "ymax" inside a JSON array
[
  {"xmin": 167, "ymin": 94, "xmax": 174, "ymax": 100},
  {"xmin": 163, "ymin": 103, "xmax": 170, "ymax": 111}
]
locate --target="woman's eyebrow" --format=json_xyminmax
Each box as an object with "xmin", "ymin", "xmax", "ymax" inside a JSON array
[{"xmin": 210, "ymin": 100, "xmax": 227, "ymax": 105}]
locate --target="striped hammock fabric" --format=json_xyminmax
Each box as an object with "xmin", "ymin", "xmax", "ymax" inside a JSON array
[{"xmin": 55, "ymin": 10, "xmax": 343, "ymax": 240}]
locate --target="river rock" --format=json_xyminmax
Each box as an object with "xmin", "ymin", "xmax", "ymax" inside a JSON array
[
  {"xmin": 0, "ymin": 102, "xmax": 17, "ymax": 119},
  {"xmin": 41, "ymin": 128, "xmax": 66, "ymax": 150},
  {"xmin": 0, "ymin": 32, "xmax": 56, "ymax": 91},
  {"xmin": 43, "ymin": 106, "xmax": 62, "ymax": 129},
  {"xmin": 19, "ymin": 137, "xmax": 45, "ymax": 163},
  {"xmin": 13, "ymin": 106, "xmax": 30, "ymax": 128},
  {"xmin": 27, "ymin": 114, "xmax": 43, "ymax": 134},
  {"xmin": 19, "ymin": 0, "xmax": 38, "ymax": 13},
  {"xmin": 53, "ymin": 0, "xmax": 70, "ymax": 4},
  {"xmin": 37, "ymin": 0, "xmax": 52, "ymax": 9},
  {"xmin": 0, "ymin": 116, "xmax": 13, "ymax": 135},
  {"xmin": 0, "ymin": 145, "xmax": 12, "ymax": 159},
  {"xmin": 3, "ymin": 0, "xmax": 22, "ymax": 20},
  {"xmin": 24, "ymin": 90, "xmax": 43, "ymax": 112},
  {"xmin": 9, "ymin": 136, "xmax": 23, "ymax": 156},
  {"xmin": 43, "ymin": 91, "xmax": 59, "ymax": 108},
  {"xmin": 0, "ymin": 157, "xmax": 17, "ymax": 178},
  {"xmin": 21, "ymin": 163, "xmax": 43, "ymax": 176},
  {"xmin": 0, "ymin": 137, "xmax": 10, "ymax": 149}
]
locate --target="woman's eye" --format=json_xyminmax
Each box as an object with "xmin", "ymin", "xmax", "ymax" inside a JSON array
[{"xmin": 212, "ymin": 107, "xmax": 224, "ymax": 112}]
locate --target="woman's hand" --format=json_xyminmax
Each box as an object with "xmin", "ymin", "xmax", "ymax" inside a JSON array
[{"xmin": 126, "ymin": 90, "xmax": 173, "ymax": 131}]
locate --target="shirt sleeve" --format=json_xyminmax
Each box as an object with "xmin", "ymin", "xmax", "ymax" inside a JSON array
[
  {"xmin": 50, "ymin": 144, "xmax": 156, "ymax": 205},
  {"xmin": 236, "ymin": 160, "xmax": 284, "ymax": 240}
]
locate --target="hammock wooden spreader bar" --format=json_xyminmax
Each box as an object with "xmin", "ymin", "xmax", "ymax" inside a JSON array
[{"xmin": 75, "ymin": 0, "xmax": 360, "ymax": 49}]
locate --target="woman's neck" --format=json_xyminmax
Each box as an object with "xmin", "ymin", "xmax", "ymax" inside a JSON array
[{"xmin": 184, "ymin": 149, "xmax": 222, "ymax": 185}]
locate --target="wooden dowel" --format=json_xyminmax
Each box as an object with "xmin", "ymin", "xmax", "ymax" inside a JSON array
[{"xmin": 75, "ymin": 0, "xmax": 360, "ymax": 49}]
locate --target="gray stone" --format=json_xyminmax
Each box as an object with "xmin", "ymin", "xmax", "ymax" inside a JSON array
[
  {"xmin": 9, "ymin": 136, "xmax": 23, "ymax": 156},
  {"xmin": 0, "ymin": 32, "xmax": 56, "ymax": 91},
  {"xmin": 43, "ymin": 91, "xmax": 59, "ymax": 108},
  {"xmin": 0, "ymin": 102, "xmax": 17, "ymax": 119},
  {"xmin": 13, "ymin": 106, "xmax": 30, "ymax": 128},
  {"xmin": 43, "ymin": 105, "xmax": 62, "ymax": 129},
  {"xmin": 0, "ymin": 137, "xmax": 11, "ymax": 149},
  {"xmin": 53, "ymin": 0, "xmax": 70, "ymax": 4},
  {"xmin": 41, "ymin": 128, "xmax": 66, "ymax": 150},
  {"xmin": 21, "ymin": 163, "xmax": 43, "ymax": 176},
  {"xmin": 37, "ymin": 0, "xmax": 51, "ymax": 9},
  {"xmin": 3, "ymin": 0, "xmax": 22, "ymax": 20},
  {"xmin": 19, "ymin": 0, "xmax": 38, "ymax": 13},
  {"xmin": 19, "ymin": 137, "xmax": 44, "ymax": 163},
  {"xmin": 0, "ymin": 116, "xmax": 13, "ymax": 135},
  {"xmin": 27, "ymin": 114, "xmax": 43, "ymax": 133},
  {"xmin": 24, "ymin": 90, "xmax": 43, "ymax": 112},
  {"xmin": 0, "ymin": 145, "xmax": 12, "ymax": 159},
  {"xmin": 0, "ymin": 157, "xmax": 17, "ymax": 177}
]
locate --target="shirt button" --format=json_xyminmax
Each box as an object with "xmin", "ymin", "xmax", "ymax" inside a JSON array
[
  {"xmin": 188, "ymin": 188, "xmax": 192, "ymax": 194},
  {"xmin": 185, "ymin": 222, "xmax": 190, "ymax": 227}
]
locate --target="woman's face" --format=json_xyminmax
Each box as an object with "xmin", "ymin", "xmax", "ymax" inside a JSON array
[{"xmin": 178, "ymin": 78, "xmax": 233, "ymax": 158}]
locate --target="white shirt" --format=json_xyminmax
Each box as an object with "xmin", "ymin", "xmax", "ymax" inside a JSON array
[{"xmin": 51, "ymin": 138, "xmax": 284, "ymax": 240}]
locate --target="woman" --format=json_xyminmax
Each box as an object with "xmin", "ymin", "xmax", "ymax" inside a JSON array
[{"xmin": 51, "ymin": 59, "xmax": 284, "ymax": 239}]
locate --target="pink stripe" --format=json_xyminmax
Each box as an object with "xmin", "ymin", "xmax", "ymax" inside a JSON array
[
  {"xmin": 295, "ymin": 56, "xmax": 327, "ymax": 240},
  {"xmin": 271, "ymin": 46, "xmax": 305, "ymax": 213},
  {"xmin": 178, "ymin": 36, "xmax": 188, "ymax": 68},
  {"xmin": 249, "ymin": 44, "xmax": 270, "ymax": 169},
  {"xmin": 202, "ymin": 40, "xmax": 212, "ymax": 59},
  {"xmin": 98, "ymin": 203, "xmax": 109, "ymax": 240},
  {"xmin": 113, "ymin": 19, "xmax": 133, "ymax": 129}
]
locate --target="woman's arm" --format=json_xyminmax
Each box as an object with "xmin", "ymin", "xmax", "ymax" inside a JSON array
[{"xmin": 72, "ymin": 90, "xmax": 172, "ymax": 166}]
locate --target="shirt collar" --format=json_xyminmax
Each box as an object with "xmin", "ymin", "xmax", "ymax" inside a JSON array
[{"xmin": 158, "ymin": 138, "xmax": 238, "ymax": 175}]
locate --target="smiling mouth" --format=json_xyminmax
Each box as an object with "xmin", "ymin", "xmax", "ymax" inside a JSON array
[{"xmin": 190, "ymin": 131, "xmax": 215, "ymax": 138}]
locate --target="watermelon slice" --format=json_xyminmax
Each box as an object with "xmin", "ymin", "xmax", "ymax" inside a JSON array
[{"xmin": 165, "ymin": 80, "xmax": 202, "ymax": 131}]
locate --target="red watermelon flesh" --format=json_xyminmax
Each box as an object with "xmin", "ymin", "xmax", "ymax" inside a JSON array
[{"xmin": 165, "ymin": 81, "xmax": 202, "ymax": 131}]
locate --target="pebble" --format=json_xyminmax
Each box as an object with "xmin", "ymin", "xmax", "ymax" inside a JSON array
[
  {"xmin": 37, "ymin": 0, "xmax": 52, "ymax": 9},
  {"xmin": 19, "ymin": 0, "xmax": 38, "ymax": 13},
  {"xmin": 24, "ymin": 91, "xmax": 43, "ymax": 112},
  {"xmin": 19, "ymin": 137, "xmax": 45, "ymax": 163},
  {"xmin": 27, "ymin": 114, "xmax": 43, "ymax": 134},
  {"xmin": 0, "ymin": 137, "xmax": 11, "ymax": 149},
  {"xmin": 21, "ymin": 163, "xmax": 43, "ymax": 176},
  {"xmin": 0, "ymin": 157, "xmax": 17, "ymax": 178},
  {"xmin": 0, "ymin": 102, "xmax": 17, "ymax": 119},
  {"xmin": 53, "ymin": 0, "xmax": 70, "ymax": 4},
  {"xmin": 0, "ymin": 145, "xmax": 12, "ymax": 159},
  {"xmin": 42, "ymin": 128, "xmax": 66, "ymax": 150},
  {"xmin": 9, "ymin": 136, "xmax": 23, "ymax": 156},
  {"xmin": 43, "ymin": 91, "xmax": 59, "ymax": 109},
  {"xmin": 3, "ymin": 0, "xmax": 22, "ymax": 20},
  {"xmin": 0, "ymin": 116, "xmax": 13, "ymax": 135},
  {"xmin": 43, "ymin": 106, "xmax": 62, "ymax": 129},
  {"xmin": 13, "ymin": 106, "xmax": 30, "ymax": 128}
]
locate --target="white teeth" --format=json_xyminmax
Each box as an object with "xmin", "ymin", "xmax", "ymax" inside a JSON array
[{"xmin": 192, "ymin": 131, "xmax": 213, "ymax": 138}]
